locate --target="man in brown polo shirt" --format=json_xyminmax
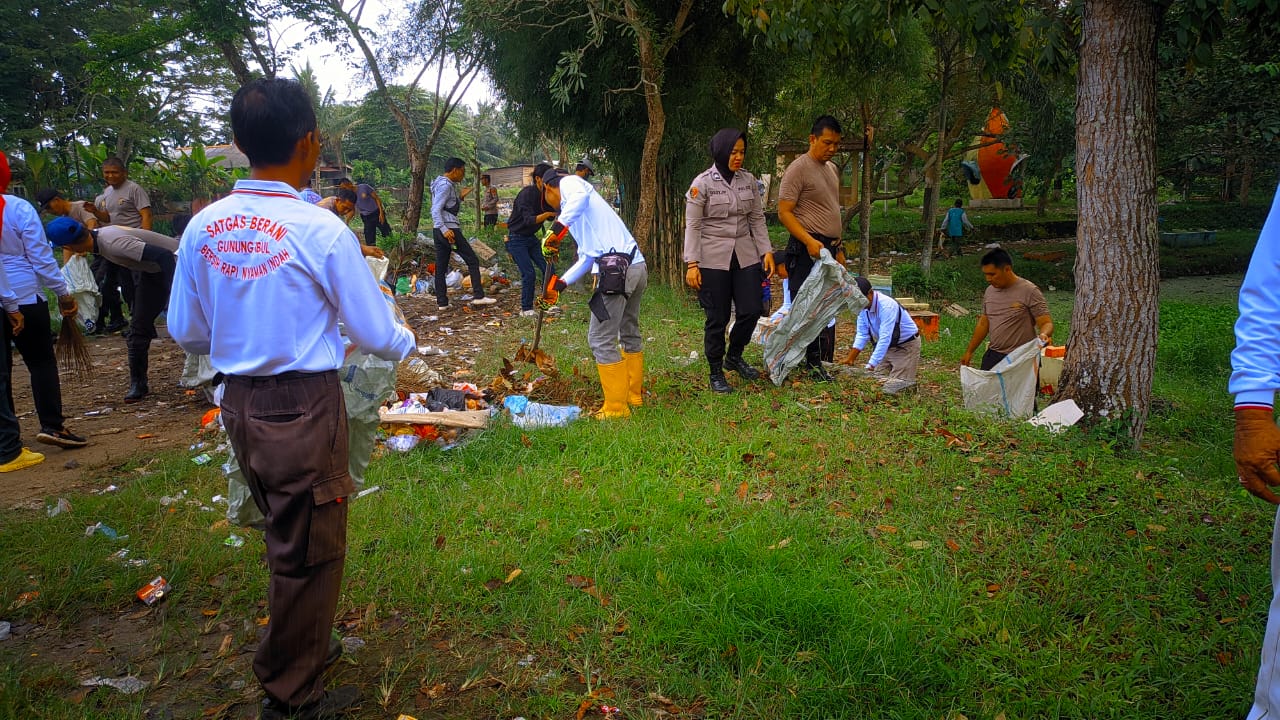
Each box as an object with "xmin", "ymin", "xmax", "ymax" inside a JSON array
[
  {"xmin": 961, "ymin": 247, "xmax": 1053, "ymax": 370},
  {"xmin": 777, "ymin": 114, "xmax": 845, "ymax": 381}
]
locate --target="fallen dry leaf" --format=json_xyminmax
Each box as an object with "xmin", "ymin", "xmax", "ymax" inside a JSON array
[
  {"xmin": 504, "ymin": 568, "xmax": 522, "ymax": 584},
  {"xmin": 216, "ymin": 633, "xmax": 234, "ymax": 657},
  {"xmin": 10, "ymin": 591, "xmax": 38, "ymax": 610},
  {"xmin": 201, "ymin": 608, "xmax": 220, "ymax": 617},
  {"xmin": 434, "ymin": 534, "xmax": 446, "ymax": 550},
  {"xmin": 209, "ymin": 519, "xmax": 229, "ymax": 531},
  {"xmin": 483, "ymin": 578, "xmax": 503, "ymax": 591},
  {"xmin": 136, "ymin": 433, "xmax": 156, "ymax": 439},
  {"xmin": 736, "ymin": 482, "xmax": 748, "ymax": 501},
  {"xmin": 565, "ymin": 575, "xmax": 594, "ymax": 589},
  {"xmin": 905, "ymin": 540, "xmax": 931, "ymax": 550},
  {"xmin": 945, "ymin": 539, "xmax": 960, "ymax": 552},
  {"xmin": 583, "ymin": 584, "xmax": 610, "ymax": 607},
  {"xmin": 767, "ymin": 537, "xmax": 792, "ymax": 550},
  {"xmin": 875, "ymin": 524, "xmax": 899, "ymax": 534},
  {"xmin": 1146, "ymin": 524, "xmax": 1167, "ymax": 533},
  {"xmin": 986, "ymin": 583, "xmax": 1001, "ymax": 593}
]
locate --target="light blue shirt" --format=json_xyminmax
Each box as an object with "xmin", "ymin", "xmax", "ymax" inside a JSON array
[
  {"xmin": 430, "ymin": 175, "xmax": 460, "ymax": 230},
  {"xmin": 852, "ymin": 291, "xmax": 917, "ymax": 368},
  {"xmin": 168, "ymin": 179, "xmax": 414, "ymax": 376},
  {"xmin": 1231, "ymin": 183, "xmax": 1280, "ymax": 408},
  {"xmin": 556, "ymin": 175, "xmax": 645, "ymax": 286},
  {"xmin": 0, "ymin": 194, "xmax": 68, "ymax": 305},
  {"xmin": 300, "ymin": 187, "xmax": 321, "ymax": 204}
]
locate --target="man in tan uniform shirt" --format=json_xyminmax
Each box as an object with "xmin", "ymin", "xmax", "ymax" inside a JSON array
[
  {"xmin": 961, "ymin": 247, "xmax": 1054, "ymax": 370},
  {"xmin": 777, "ymin": 114, "xmax": 846, "ymax": 380}
]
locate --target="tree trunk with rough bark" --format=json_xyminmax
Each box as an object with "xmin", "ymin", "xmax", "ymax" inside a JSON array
[{"xmin": 1056, "ymin": 0, "xmax": 1161, "ymax": 444}]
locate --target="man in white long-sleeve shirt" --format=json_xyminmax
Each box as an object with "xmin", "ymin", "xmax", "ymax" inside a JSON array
[
  {"xmin": 842, "ymin": 276, "xmax": 920, "ymax": 392},
  {"xmin": 1233, "ymin": 183, "xmax": 1280, "ymax": 720},
  {"xmin": 0, "ymin": 151, "xmax": 47, "ymax": 472},
  {"xmin": 542, "ymin": 170, "xmax": 647, "ymax": 418},
  {"xmin": 430, "ymin": 157, "xmax": 494, "ymax": 309},
  {"xmin": 167, "ymin": 78, "xmax": 414, "ymax": 720},
  {"xmin": 0, "ymin": 176, "xmax": 87, "ymax": 449}
]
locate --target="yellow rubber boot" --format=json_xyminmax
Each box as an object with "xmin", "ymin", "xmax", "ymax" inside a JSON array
[
  {"xmin": 622, "ymin": 350, "xmax": 644, "ymax": 406},
  {"xmin": 594, "ymin": 360, "xmax": 631, "ymax": 419}
]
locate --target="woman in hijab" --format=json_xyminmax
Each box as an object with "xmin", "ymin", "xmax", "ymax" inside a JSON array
[{"xmin": 683, "ymin": 129, "xmax": 775, "ymax": 393}]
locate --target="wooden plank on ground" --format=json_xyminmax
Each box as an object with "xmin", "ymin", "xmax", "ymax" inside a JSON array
[{"xmin": 378, "ymin": 409, "xmax": 489, "ymax": 428}]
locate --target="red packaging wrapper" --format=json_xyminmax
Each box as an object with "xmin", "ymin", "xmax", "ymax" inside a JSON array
[{"xmin": 136, "ymin": 576, "xmax": 170, "ymax": 605}]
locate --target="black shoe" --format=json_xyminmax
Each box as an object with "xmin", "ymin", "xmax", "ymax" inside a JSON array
[
  {"xmin": 324, "ymin": 632, "xmax": 343, "ymax": 671},
  {"xmin": 103, "ymin": 320, "xmax": 127, "ymax": 334},
  {"xmin": 724, "ymin": 356, "xmax": 760, "ymax": 381},
  {"xmin": 124, "ymin": 381, "xmax": 149, "ymax": 403},
  {"xmin": 809, "ymin": 364, "xmax": 833, "ymax": 383},
  {"xmin": 261, "ymin": 685, "xmax": 359, "ymax": 720},
  {"xmin": 36, "ymin": 428, "xmax": 89, "ymax": 449},
  {"xmin": 709, "ymin": 373, "xmax": 733, "ymax": 394}
]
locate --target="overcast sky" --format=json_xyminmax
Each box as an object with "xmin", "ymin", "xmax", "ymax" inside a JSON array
[{"xmin": 276, "ymin": 7, "xmax": 497, "ymax": 110}]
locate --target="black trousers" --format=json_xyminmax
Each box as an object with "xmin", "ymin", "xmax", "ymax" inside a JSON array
[
  {"xmin": 360, "ymin": 213, "xmax": 379, "ymax": 247},
  {"xmin": 126, "ymin": 256, "xmax": 176, "ymax": 358},
  {"xmin": 785, "ymin": 234, "xmax": 842, "ymax": 366},
  {"xmin": 699, "ymin": 254, "xmax": 763, "ymax": 374},
  {"xmin": 222, "ymin": 370, "xmax": 351, "ymax": 708},
  {"xmin": 0, "ymin": 316, "xmax": 22, "ymax": 463},
  {"xmin": 433, "ymin": 228, "xmax": 485, "ymax": 306},
  {"xmin": 980, "ymin": 348, "xmax": 1008, "ymax": 371},
  {"xmin": 4, "ymin": 300, "xmax": 63, "ymax": 433},
  {"xmin": 92, "ymin": 255, "xmax": 134, "ymax": 324}
]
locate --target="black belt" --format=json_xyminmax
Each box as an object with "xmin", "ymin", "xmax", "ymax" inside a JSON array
[{"xmin": 225, "ymin": 369, "xmax": 336, "ymax": 385}]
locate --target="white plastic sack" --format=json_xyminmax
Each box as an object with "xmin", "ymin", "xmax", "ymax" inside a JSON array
[
  {"xmin": 960, "ymin": 339, "xmax": 1041, "ymax": 419},
  {"xmin": 761, "ymin": 250, "xmax": 868, "ymax": 385},
  {"xmin": 62, "ymin": 254, "xmax": 100, "ymax": 332}
]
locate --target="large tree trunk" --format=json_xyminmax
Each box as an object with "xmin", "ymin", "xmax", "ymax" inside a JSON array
[
  {"xmin": 404, "ymin": 143, "xmax": 427, "ymax": 235},
  {"xmin": 919, "ymin": 61, "xmax": 950, "ymax": 274},
  {"xmin": 631, "ymin": 31, "xmax": 664, "ymax": 258},
  {"xmin": 1056, "ymin": 0, "xmax": 1161, "ymax": 444},
  {"xmin": 858, "ymin": 105, "xmax": 875, "ymax": 276}
]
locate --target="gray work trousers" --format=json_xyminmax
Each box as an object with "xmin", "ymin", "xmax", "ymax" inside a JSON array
[{"xmin": 587, "ymin": 263, "xmax": 648, "ymax": 364}]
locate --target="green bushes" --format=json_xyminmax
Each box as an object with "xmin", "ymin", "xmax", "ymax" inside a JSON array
[{"xmin": 1158, "ymin": 202, "xmax": 1270, "ymax": 231}]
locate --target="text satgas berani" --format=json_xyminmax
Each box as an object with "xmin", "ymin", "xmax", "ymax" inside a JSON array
[{"xmin": 204, "ymin": 214, "xmax": 288, "ymax": 243}]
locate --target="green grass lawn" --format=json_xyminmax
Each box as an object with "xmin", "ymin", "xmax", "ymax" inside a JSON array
[{"xmin": 0, "ymin": 282, "xmax": 1265, "ymax": 719}]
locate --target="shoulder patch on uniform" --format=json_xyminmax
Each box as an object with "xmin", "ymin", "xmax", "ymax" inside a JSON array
[{"xmin": 690, "ymin": 187, "xmax": 699, "ymax": 198}]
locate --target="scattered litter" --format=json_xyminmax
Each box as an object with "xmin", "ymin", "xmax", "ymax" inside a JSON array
[
  {"xmin": 418, "ymin": 345, "xmax": 446, "ymax": 356},
  {"xmin": 354, "ymin": 485, "xmax": 381, "ymax": 500},
  {"xmin": 341, "ymin": 636, "xmax": 366, "ymax": 653},
  {"xmin": 135, "ymin": 576, "xmax": 170, "ymax": 605},
  {"xmin": 91, "ymin": 484, "xmax": 118, "ymax": 495},
  {"xmin": 385, "ymin": 435, "xmax": 420, "ymax": 452},
  {"xmin": 211, "ymin": 494, "xmax": 224, "ymax": 504},
  {"xmin": 503, "ymin": 395, "xmax": 581, "ymax": 429},
  {"xmin": 10, "ymin": 591, "xmax": 38, "ymax": 610},
  {"xmin": 46, "ymin": 498, "xmax": 72, "ymax": 517},
  {"xmin": 395, "ymin": 715, "xmax": 419, "ymax": 720},
  {"xmin": 85, "ymin": 522, "xmax": 121, "ymax": 540},
  {"xmin": 517, "ymin": 654, "xmax": 536, "ymax": 667},
  {"xmin": 80, "ymin": 675, "xmax": 149, "ymax": 695},
  {"xmin": 159, "ymin": 490, "xmax": 188, "ymax": 506},
  {"xmin": 224, "ymin": 534, "xmax": 245, "ymax": 548},
  {"xmin": 942, "ymin": 302, "xmax": 970, "ymax": 317},
  {"xmin": 600, "ymin": 705, "xmax": 620, "ymax": 715},
  {"xmin": 84, "ymin": 407, "xmax": 113, "ymax": 417},
  {"xmin": 1028, "ymin": 399, "xmax": 1085, "ymax": 433},
  {"xmin": 189, "ymin": 442, "xmax": 206, "ymax": 451},
  {"xmin": 192, "ymin": 453, "xmax": 212, "ymax": 465},
  {"xmin": 0, "ymin": 621, "xmax": 10, "ymax": 640},
  {"xmin": 109, "ymin": 549, "xmax": 148, "ymax": 568}
]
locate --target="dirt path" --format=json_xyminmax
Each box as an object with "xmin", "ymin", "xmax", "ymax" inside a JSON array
[{"xmin": 2, "ymin": 283, "xmax": 536, "ymax": 509}]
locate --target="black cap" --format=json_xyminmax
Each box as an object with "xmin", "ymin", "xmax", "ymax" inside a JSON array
[
  {"xmin": 855, "ymin": 276, "xmax": 872, "ymax": 297},
  {"xmin": 542, "ymin": 168, "xmax": 568, "ymax": 186},
  {"xmin": 35, "ymin": 188, "xmax": 61, "ymax": 209}
]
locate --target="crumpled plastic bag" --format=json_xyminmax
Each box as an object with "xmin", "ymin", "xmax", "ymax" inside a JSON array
[
  {"xmin": 62, "ymin": 254, "xmax": 101, "ymax": 332},
  {"xmin": 960, "ymin": 339, "xmax": 1041, "ymax": 419},
  {"xmin": 761, "ymin": 249, "xmax": 868, "ymax": 385},
  {"xmin": 503, "ymin": 395, "xmax": 581, "ymax": 428}
]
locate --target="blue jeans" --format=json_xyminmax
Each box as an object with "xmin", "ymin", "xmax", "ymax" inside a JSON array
[{"xmin": 506, "ymin": 233, "xmax": 548, "ymax": 310}]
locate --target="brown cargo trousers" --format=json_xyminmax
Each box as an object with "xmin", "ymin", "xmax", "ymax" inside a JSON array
[{"xmin": 221, "ymin": 370, "xmax": 352, "ymax": 708}]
